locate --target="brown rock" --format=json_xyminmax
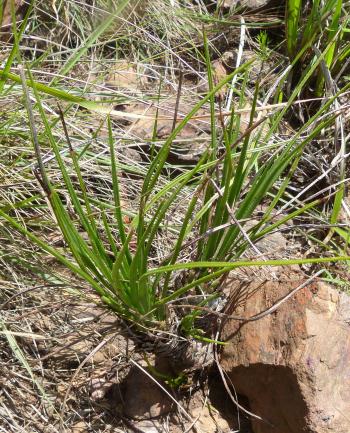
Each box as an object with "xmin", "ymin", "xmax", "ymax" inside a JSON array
[{"xmin": 220, "ymin": 273, "xmax": 350, "ymax": 433}]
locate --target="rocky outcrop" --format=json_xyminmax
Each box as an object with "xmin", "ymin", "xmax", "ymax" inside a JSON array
[{"xmin": 220, "ymin": 272, "xmax": 350, "ymax": 433}]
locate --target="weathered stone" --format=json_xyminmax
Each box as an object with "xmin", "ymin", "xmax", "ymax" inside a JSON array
[{"xmin": 220, "ymin": 272, "xmax": 350, "ymax": 433}]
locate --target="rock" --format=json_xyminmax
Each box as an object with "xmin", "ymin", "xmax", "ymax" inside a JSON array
[
  {"xmin": 220, "ymin": 272, "xmax": 350, "ymax": 433},
  {"xmin": 123, "ymin": 361, "xmax": 174, "ymax": 420}
]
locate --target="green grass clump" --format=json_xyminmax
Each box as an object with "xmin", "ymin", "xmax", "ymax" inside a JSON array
[
  {"xmin": 1, "ymin": 0, "xmax": 350, "ymax": 349},
  {"xmin": 2, "ymin": 59, "xmax": 350, "ymax": 339}
]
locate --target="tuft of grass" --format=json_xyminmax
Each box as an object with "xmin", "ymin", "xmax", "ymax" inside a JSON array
[
  {"xmin": 1, "ymin": 0, "xmax": 349, "ymax": 362},
  {"xmin": 2, "ymin": 40, "xmax": 350, "ymax": 343}
]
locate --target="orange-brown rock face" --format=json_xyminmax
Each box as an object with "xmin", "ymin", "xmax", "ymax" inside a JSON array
[{"xmin": 220, "ymin": 272, "xmax": 350, "ymax": 433}]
